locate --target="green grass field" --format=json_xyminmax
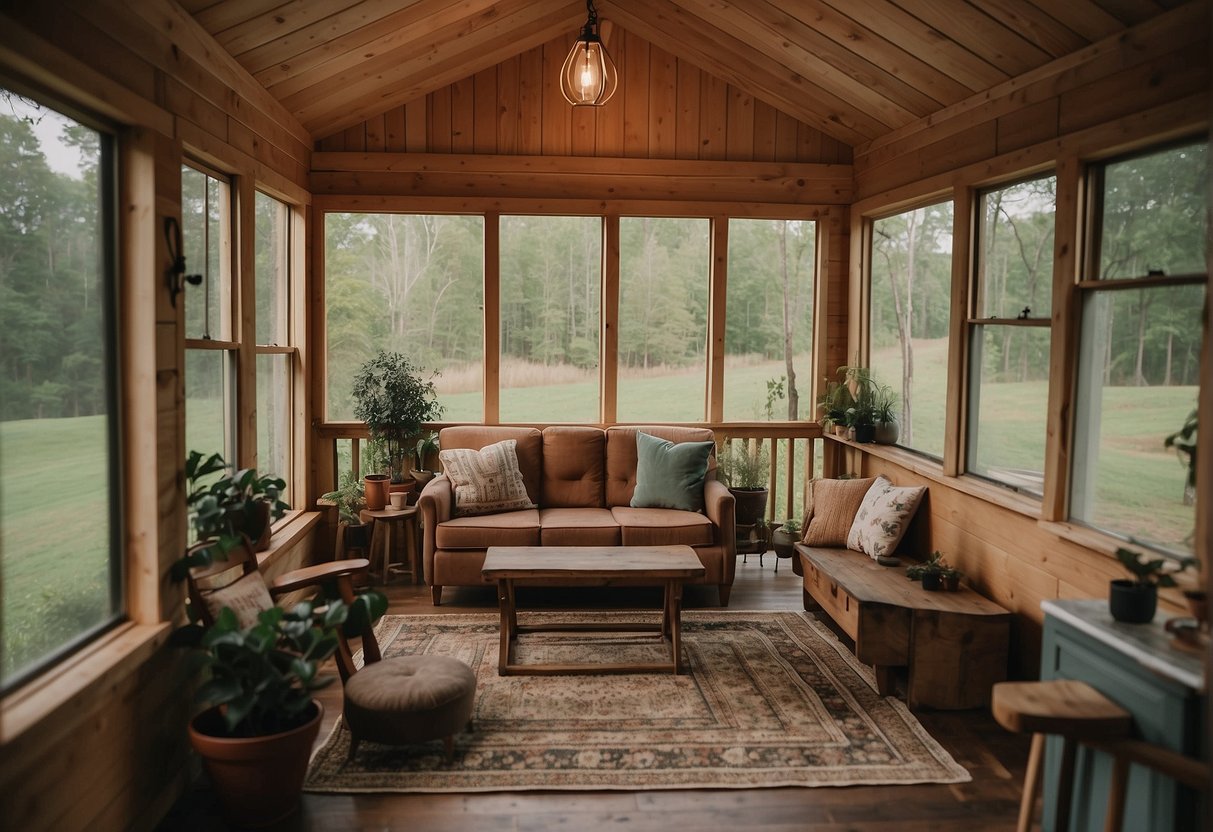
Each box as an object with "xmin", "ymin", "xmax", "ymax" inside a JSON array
[{"xmin": 3, "ymin": 349, "xmax": 1197, "ymax": 678}]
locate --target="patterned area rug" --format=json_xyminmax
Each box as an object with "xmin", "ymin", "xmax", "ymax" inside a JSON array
[{"xmin": 304, "ymin": 610, "xmax": 970, "ymax": 792}]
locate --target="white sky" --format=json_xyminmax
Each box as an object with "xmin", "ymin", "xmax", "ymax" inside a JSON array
[{"xmin": 3, "ymin": 92, "xmax": 85, "ymax": 179}]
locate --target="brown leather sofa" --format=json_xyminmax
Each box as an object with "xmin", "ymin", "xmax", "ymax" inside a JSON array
[{"xmin": 417, "ymin": 425, "xmax": 737, "ymax": 606}]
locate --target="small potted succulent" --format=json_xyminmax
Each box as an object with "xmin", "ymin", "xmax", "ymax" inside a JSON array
[
  {"xmin": 1110, "ymin": 547, "xmax": 1194, "ymax": 624},
  {"xmin": 321, "ymin": 474, "xmax": 372, "ymax": 553},
  {"xmin": 906, "ymin": 551, "xmax": 948, "ymax": 591},
  {"xmin": 941, "ymin": 565, "xmax": 964, "ymax": 592},
  {"xmin": 410, "ymin": 431, "xmax": 440, "ymax": 487},
  {"xmin": 772, "ymin": 517, "xmax": 802, "ymax": 559}
]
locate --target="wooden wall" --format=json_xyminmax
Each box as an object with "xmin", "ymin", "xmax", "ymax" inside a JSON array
[
  {"xmin": 843, "ymin": 2, "xmax": 1209, "ymax": 679},
  {"xmin": 0, "ymin": 2, "xmax": 310, "ymax": 830},
  {"xmin": 316, "ymin": 30, "xmax": 851, "ymax": 165}
]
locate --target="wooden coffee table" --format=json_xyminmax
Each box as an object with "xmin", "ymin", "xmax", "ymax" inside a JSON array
[{"xmin": 481, "ymin": 545, "xmax": 706, "ymax": 676}]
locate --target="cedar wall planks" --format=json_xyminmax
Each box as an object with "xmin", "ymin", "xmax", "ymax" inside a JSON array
[{"xmin": 315, "ymin": 31, "xmax": 851, "ymax": 165}]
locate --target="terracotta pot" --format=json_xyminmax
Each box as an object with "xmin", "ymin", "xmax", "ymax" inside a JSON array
[
  {"xmin": 188, "ymin": 700, "xmax": 322, "ymax": 828},
  {"xmin": 363, "ymin": 474, "xmax": 391, "ymax": 511},
  {"xmin": 388, "ymin": 476, "xmax": 416, "ymax": 494},
  {"xmin": 1109, "ymin": 580, "xmax": 1157, "ymax": 623},
  {"xmin": 410, "ymin": 469, "xmax": 435, "ymax": 487},
  {"xmin": 943, "ymin": 573, "xmax": 961, "ymax": 592}
]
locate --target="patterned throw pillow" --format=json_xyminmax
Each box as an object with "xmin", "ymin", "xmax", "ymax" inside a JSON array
[
  {"xmin": 846, "ymin": 476, "xmax": 926, "ymax": 558},
  {"xmin": 203, "ymin": 570, "xmax": 275, "ymax": 629},
  {"xmin": 802, "ymin": 477, "xmax": 877, "ymax": 547},
  {"xmin": 439, "ymin": 439, "xmax": 537, "ymax": 517}
]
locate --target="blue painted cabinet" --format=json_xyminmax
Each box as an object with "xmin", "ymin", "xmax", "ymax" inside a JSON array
[{"xmin": 1040, "ymin": 601, "xmax": 1204, "ymax": 832}]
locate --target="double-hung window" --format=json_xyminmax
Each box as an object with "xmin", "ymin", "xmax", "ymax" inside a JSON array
[
  {"xmin": 254, "ymin": 191, "xmax": 293, "ymax": 497},
  {"xmin": 0, "ymin": 90, "xmax": 121, "ymax": 691},
  {"xmin": 967, "ymin": 176, "xmax": 1057, "ymax": 494},
  {"xmin": 1071, "ymin": 141, "xmax": 1207, "ymax": 555}
]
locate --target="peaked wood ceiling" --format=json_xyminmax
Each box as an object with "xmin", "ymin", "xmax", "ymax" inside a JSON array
[{"xmin": 180, "ymin": 0, "xmax": 1190, "ymax": 147}]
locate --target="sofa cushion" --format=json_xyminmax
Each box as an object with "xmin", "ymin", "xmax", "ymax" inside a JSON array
[
  {"xmin": 541, "ymin": 426, "xmax": 606, "ymax": 508},
  {"xmin": 440, "ymin": 439, "xmax": 537, "ymax": 517},
  {"xmin": 539, "ymin": 507, "xmax": 621, "ymax": 546},
  {"xmin": 439, "ymin": 426, "xmax": 543, "ymax": 505},
  {"xmin": 631, "ymin": 431, "xmax": 714, "ymax": 512},
  {"xmin": 847, "ymin": 476, "xmax": 926, "ymax": 558},
  {"xmin": 605, "ymin": 425, "xmax": 715, "ymax": 507},
  {"xmin": 803, "ymin": 477, "xmax": 877, "ymax": 547},
  {"xmin": 610, "ymin": 506, "xmax": 715, "ymax": 547},
  {"xmin": 435, "ymin": 509, "xmax": 541, "ymax": 549}
]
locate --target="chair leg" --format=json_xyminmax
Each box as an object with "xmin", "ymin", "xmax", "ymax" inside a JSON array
[
  {"xmin": 1055, "ymin": 736, "xmax": 1078, "ymax": 832},
  {"xmin": 1104, "ymin": 753, "xmax": 1129, "ymax": 832},
  {"xmin": 443, "ymin": 735, "xmax": 455, "ymax": 762},
  {"xmin": 718, "ymin": 584, "xmax": 731, "ymax": 607},
  {"xmin": 1017, "ymin": 732, "xmax": 1045, "ymax": 832},
  {"xmin": 431, "ymin": 585, "xmax": 442, "ymax": 606}
]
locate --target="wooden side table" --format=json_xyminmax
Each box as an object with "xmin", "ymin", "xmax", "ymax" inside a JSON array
[{"xmin": 359, "ymin": 508, "xmax": 421, "ymax": 585}]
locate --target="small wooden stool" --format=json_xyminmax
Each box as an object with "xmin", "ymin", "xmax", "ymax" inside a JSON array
[
  {"xmin": 359, "ymin": 507, "xmax": 421, "ymax": 585},
  {"xmin": 992, "ymin": 680, "xmax": 1133, "ymax": 832}
]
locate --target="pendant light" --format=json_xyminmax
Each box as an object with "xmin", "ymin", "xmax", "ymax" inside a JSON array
[{"xmin": 559, "ymin": 0, "xmax": 618, "ymax": 106}]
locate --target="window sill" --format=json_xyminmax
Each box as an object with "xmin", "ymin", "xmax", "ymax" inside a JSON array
[
  {"xmin": 259, "ymin": 510, "xmax": 321, "ymax": 572},
  {"xmin": 0, "ymin": 620, "xmax": 172, "ymax": 746}
]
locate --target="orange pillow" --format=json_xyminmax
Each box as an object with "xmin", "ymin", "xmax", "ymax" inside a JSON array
[{"xmin": 802, "ymin": 477, "xmax": 877, "ymax": 547}]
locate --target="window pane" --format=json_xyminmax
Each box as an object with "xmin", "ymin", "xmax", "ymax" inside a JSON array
[
  {"xmin": 967, "ymin": 326, "xmax": 1051, "ymax": 494},
  {"xmin": 185, "ymin": 349, "xmax": 234, "ymax": 464},
  {"xmin": 1, "ymin": 93, "xmax": 118, "ymax": 688},
  {"xmin": 1072, "ymin": 284, "xmax": 1204, "ymax": 554},
  {"xmin": 978, "ymin": 177, "xmax": 1055, "ymax": 318},
  {"xmin": 255, "ymin": 191, "xmax": 289, "ymax": 346},
  {"xmin": 181, "ymin": 165, "xmax": 232, "ymax": 340},
  {"xmin": 724, "ymin": 219, "xmax": 816, "ymax": 421},
  {"xmin": 325, "ymin": 214, "xmax": 484, "ymax": 421},
  {"xmin": 617, "ymin": 217, "xmax": 710, "ymax": 421},
  {"xmin": 499, "ymin": 216, "xmax": 601, "ymax": 422},
  {"xmin": 870, "ymin": 202, "xmax": 954, "ymax": 458},
  {"xmin": 1098, "ymin": 142, "xmax": 1207, "ymax": 279},
  {"xmin": 257, "ymin": 354, "xmax": 291, "ymax": 497}
]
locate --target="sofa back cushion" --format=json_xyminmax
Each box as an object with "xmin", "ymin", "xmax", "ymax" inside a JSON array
[
  {"xmin": 604, "ymin": 425, "xmax": 715, "ymax": 507},
  {"xmin": 541, "ymin": 426, "xmax": 606, "ymax": 507},
  {"xmin": 438, "ymin": 426, "xmax": 543, "ymax": 505}
]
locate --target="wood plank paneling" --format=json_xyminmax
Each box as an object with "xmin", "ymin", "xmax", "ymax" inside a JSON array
[{"xmin": 315, "ymin": 30, "xmax": 850, "ymax": 164}]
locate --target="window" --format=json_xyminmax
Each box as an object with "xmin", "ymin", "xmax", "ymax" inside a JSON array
[
  {"xmin": 725, "ymin": 219, "xmax": 816, "ymax": 421},
  {"xmin": 617, "ymin": 217, "xmax": 710, "ymax": 421},
  {"xmin": 869, "ymin": 202, "xmax": 954, "ymax": 458},
  {"xmin": 1071, "ymin": 142, "xmax": 1207, "ymax": 555},
  {"xmin": 967, "ymin": 176, "xmax": 1056, "ymax": 494},
  {"xmin": 254, "ymin": 191, "xmax": 292, "ymax": 495},
  {"xmin": 181, "ymin": 163, "xmax": 235, "ymax": 462},
  {"xmin": 325, "ymin": 213, "xmax": 484, "ymax": 422},
  {"xmin": 0, "ymin": 90, "xmax": 120, "ymax": 690},
  {"xmin": 499, "ymin": 215, "xmax": 601, "ymax": 423}
]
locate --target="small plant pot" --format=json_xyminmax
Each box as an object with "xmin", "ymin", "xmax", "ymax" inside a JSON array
[
  {"xmin": 943, "ymin": 574, "xmax": 961, "ymax": 592},
  {"xmin": 772, "ymin": 528, "xmax": 798, "ymax": 559},
  {"xmin": 1109, "ymin": 579, "xmax": 1157, "ymax": 623},
  {"xmin": 730, "ymin": 488, "xmax": 769, "ymax": 528},
  {"xmin": 410, "ymin": 469, "xmax": 435, "ymax": 487},
  {"xmin": 874, "ymin": 421, "xmax": 899, "ymax": 445},
  {"xmin": 921, "ymin": 572, "xmax": 942, "ymax": 591},
  {"xmin": 832, "ymin": 424, "xmax": 848, "ymax": 437},
  {"xmin": 363, "ymin": 474, "xmax": 391, "ymax": 511},
  {"xmin": 854, "ymin": 424, "xmax": 876, "ymax": 444}
]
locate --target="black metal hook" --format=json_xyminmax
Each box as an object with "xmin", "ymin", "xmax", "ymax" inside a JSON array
[{"xmin": 164, "ymin": 216, "xmax": 202, "ymax": 308}]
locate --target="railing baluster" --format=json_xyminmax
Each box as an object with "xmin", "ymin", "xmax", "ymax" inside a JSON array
[
  {"xmin": 785, "ymin": 437, "xmax": 795, "ymax": 521},
  {"xmin": 767, "ymin": 438, "xmax": 777, "ymax": 524},
  {"xmin": 803, "ymin": 439, "xmax": 814, "ymax": 514},
  {"xmin": 351, "ymin": 438, "xmax": 360, "ymax": 483}
]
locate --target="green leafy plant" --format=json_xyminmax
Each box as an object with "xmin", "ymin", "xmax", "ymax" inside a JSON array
[
  {"xmin": 718, "ymin": 441, "xmax": 770, "ymax": 490},
  {"xmin": 320, "ymin": 473, "xmax": 366, "ymax": 526},
  {"xmin": 778, "ymin": 517, "xmax": 802, "ymax": 536},
  {"xmin": 905, "ymin": 551, "xmax": 947, "ymax": 580},
  {"xmin": 1164, "ymin": 407, "xmax": 1197, "ymax": 491},
  {"xmin": 873, "ymin": 384, "xmax": 898, "ymax": 424},
  {"xmin": 176, "ymin": 451, "xmax": 289, "ymax": 580},
  {"xmin": 764, "ymin": 376, "xmax": 786, "ymax": 420},
  {"xmin": 1115, "ymin": 547, "xmax": 1194, "ymax": 588},
  {"xmin": 414, "ymin": 431, "xmax": 440, "ymax": 472},
  {"xmin": 351, "ymin": 351, "xmax": 445, "ymax": 481},
  {"xmin": 816, "ymin": 380, "xmax": 854, "ymax": 429}
]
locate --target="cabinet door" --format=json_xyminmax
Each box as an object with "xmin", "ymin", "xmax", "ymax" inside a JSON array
[{"xmin": 1040, "ymin": 619, "xmax": 1201, "ymax": 832}]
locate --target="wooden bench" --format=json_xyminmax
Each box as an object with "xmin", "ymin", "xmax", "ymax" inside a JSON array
[{"xmin": 797, "ymin": 543, "xmax": 1011, "ymax": 710}]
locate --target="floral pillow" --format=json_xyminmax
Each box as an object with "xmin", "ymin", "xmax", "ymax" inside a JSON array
[{"xmin": 846, "ymin": 476, "xmax": 926, "ymax": 558}]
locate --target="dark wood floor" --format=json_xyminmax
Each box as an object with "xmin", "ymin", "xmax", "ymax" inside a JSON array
[{"xmin": 159, "ymin": 555, "xmax": 1029, "ymax": 831}]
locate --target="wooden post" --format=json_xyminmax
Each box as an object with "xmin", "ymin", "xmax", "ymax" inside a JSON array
[
  {"xmin": 707, "ymin": 215, "xmax": 728, "ymax": 423},
  {"xmin": 942, "ymin": 182, "xmax": 972, "ymax": 478},
  {"xmin": 600, "ymin": 215, "xmax": 620, "ymax": 424},
  {"xmin": 483, "ymin": 212, "xmax": 500, "ymax": 424},
  {"xmin": 235, "ymin": 175, "xmax": 257, "ymax": 469}
]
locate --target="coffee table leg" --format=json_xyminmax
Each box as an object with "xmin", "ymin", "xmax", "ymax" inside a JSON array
[
  {"xmin": 661, "ymin": 582, "xmax": 671, "ymax": 638},
  {"xmin": 671, "ymin": 580, "xmax": 685, "ymax": 674},
  {"xmin": 497, "ymin": 579, "xmax": 513, "ymax": 674}
]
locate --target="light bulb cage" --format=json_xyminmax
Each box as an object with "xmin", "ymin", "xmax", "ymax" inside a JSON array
[{"xmin": 559, "ymin": 0, "xmax": 618, "ymax": 106}]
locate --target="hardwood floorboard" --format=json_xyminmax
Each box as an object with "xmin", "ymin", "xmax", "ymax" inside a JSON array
[{"xmin": 157, "ymin": 556, "xmax": 1028, "ymax": 831}]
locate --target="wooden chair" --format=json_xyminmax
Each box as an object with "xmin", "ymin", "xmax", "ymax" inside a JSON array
[
  {"xmin": 186, "ymin": 540, "xmax": 477, "ymax": 763},
  {"xmin": 992, "ymin": 680, "xmax": 1133, "ymax": 832}
]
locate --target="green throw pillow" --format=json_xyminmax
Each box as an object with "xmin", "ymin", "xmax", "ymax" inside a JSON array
[{"xmin": 630, "ymin": 431, "xmax": 714, "ymax": 512}]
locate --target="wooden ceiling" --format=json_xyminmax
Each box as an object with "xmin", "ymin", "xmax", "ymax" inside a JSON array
[{"xmin": 180, "ymin": 0, "xmax": 1191, "ymax": 147}]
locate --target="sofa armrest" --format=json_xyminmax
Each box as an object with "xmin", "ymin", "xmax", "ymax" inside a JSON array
[
  {"xmin": 704, "ymin": 478, "xmax": 736, "ymax": 560},
  {"xmin": 418, "ymin": 475, "xmax": 453, "ymax": 584}
]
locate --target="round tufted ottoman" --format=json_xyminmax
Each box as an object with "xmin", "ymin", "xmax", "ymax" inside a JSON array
[{"xmin": 342, "ymin": 654, "xmax": 477, "ymax": 762}]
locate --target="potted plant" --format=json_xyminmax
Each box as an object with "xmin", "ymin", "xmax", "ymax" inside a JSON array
[
  {"xmin": 1110, "ymin": 547, "xmax": 1194, "ymax": 623},
  {"xmin": 718, "ymin": 440, "xmax": 770, "ymax": 528},
  {"xmin": 906, "ymin": 551, "xmax": 947, "ymax": 591},
  {"xmin": 941, "ymin": 565, "xmax": 963, "ymax": 592},
  {"xmin": 1164, "ymin": 407, "xmax": 1197, "ymax": 506},
  {"xmin": 816, "ymin": 380, "xmax": 853, "ymax": 436},
  {"xmin": 872, "ymin": 385, "xmax": 900, "ymax": 445},
  {"xmin": 321, "ymin": 474, "xmax": 372, "ymax": 554},
  {"xmin": 410, "ymin": 431, "xmax": 440, "ymax": 487},
  {"xmin": 772, "ymin": 517, "xmax": 802, "ymax": 559},
  {"xmin": 351, "ymin": 351, "xmax": 445, "ymax": 490},
  {"xmin": 181, "ymin": 450, "xmax": 290, "ymax": 570}
]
